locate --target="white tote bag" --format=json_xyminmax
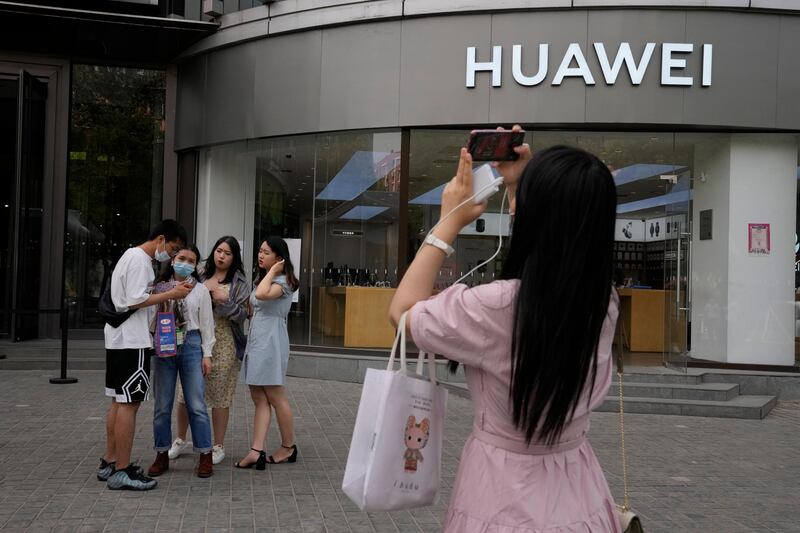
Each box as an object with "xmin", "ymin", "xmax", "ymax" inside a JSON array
[{"xmin": 342, "ymin": 312, "xmax": 448, "ymax": 511}]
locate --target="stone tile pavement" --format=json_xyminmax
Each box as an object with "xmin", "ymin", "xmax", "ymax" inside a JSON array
[{"xmin": 1, "ymin": 370, "xmax": 799, "ymax": 532}]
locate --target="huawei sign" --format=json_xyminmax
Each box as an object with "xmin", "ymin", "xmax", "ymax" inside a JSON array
[{"xmin": 466, "ymin": 43, "xmax": 713, "ymax": 88}]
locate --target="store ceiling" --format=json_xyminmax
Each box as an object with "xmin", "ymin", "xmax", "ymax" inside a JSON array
[{"xmin": 252, "ymin": 131, "xmax": 760, "ymax": 224}]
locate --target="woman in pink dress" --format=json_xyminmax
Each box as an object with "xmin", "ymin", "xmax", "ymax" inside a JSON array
[{"xmin": 389, "ymin": 127, "xmax": 621, "ymax": 533}]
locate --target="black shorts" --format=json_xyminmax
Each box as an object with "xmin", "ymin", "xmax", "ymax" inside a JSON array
[{"xmin": 105, "ymin": 348, "xmax": 153, "ymax": 403}]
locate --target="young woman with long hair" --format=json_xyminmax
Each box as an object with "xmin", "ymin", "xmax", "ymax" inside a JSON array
[
  {"xmin": 235, "ymin": 237, "xmax": 300, "ymax": 469},
  {"xmin": 170, "ymin": 236, "xmax": 249, "ymax": 465},
  {"xmin": 389, "ymin": 126, "xmax": 621, "ymax": 532},
  {"xmin": 147, "ymin": 245, "xmax": 216, "ymax": 478}
]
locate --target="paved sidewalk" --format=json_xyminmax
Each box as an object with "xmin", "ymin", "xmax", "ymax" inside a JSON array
[{"xmin": 1, "ymin": 370, "xmax": 799, "ymax": 532}]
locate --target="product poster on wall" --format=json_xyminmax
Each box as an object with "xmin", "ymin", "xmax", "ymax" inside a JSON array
[
  {"xmin": 614, "ymin": 219, "xmax": 645, "ymax": 242},
  {"xmin": 645, "ymin": 217, "xmax": 665, "ymax": 242},
  {"xmin": 748, "ymin": 224, "xmax": 770, "ymax": 255}
]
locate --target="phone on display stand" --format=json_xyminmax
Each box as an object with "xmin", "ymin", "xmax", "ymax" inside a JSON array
[{"xmin": 467, "ymin": 129, "xmax": 526, "ymax": 161}]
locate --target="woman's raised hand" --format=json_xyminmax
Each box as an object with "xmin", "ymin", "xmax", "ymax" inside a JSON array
[
  {"xmin": 492, "ymin": 124, "xmax": 531, "ymax": 188},
  {"xmin": 438, "ymin": 148, "xmax": 488, "ymax": 235},
  {"xmin": 270, "ymin": 259, "xmax": 285, "ymax": 276}
]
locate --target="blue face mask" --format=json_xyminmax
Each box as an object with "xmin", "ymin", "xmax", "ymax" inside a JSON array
[{"xmin": 173, "ymin": 262, "xmax": 195, "ymax": 279}]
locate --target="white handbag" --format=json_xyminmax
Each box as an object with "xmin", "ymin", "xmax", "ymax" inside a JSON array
[{"xmin": 342, "ymin": 312, "xmax": 448, "ymax": 511}]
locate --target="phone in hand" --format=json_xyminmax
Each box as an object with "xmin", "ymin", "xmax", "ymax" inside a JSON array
[{"xmin": 467, "ymin": 129, "xmax": 526, "ymax": 161}]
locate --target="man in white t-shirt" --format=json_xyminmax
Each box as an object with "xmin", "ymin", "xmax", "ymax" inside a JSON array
[{"xmin": 99, "ymin": 220, "xmax": 193, "ymax": 491}]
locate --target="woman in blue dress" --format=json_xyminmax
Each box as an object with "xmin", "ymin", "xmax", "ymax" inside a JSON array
[{"xmin": 235, "ymin": 237, "xmax": 300, "ymax": 469}]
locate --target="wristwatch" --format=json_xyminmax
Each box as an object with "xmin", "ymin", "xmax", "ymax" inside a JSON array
[{"xmin": 424, "ymin": 233, "xmax": 455, "ymax": 257}]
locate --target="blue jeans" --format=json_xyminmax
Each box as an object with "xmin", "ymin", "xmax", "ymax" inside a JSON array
[{"xmin": 152, "ymin": 330, "xmax": 212, "ymax": 452}]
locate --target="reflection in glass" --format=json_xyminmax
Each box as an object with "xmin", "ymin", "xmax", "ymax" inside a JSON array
[
  {"xmin": 312, "ymin": 131, "xmax": 401, "ymax": 348},
  {"xmin": 64, "ymin": 65, "xmax": 166, "ymax": 329},
  {"xmin": 251, "ymin": 131, "xmax": 402, "ymax": 348},
  {"xmin": 252, "ymin": 135, "xmax": 316, "ymax": 347}
]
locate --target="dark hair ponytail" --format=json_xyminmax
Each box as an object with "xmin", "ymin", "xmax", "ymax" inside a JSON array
[{"xmin": 500, "ymin": 145, "xmax": 617, "ymax": 445}]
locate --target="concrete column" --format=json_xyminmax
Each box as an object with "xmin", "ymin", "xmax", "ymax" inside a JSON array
[
  {"xmin": 690, "ymin": 135, "xmax": 731, "ymax": 362},
  {"xmin": 691, "ymin": 134, "xmax": 798, "ymax": 365},
  {"xmin": 726, "ymin": 135, "xmax": 797, "ymax": 365},
  {"xmin": 195, "ymin": 143, "xmax": 256, "ymax": 278}
]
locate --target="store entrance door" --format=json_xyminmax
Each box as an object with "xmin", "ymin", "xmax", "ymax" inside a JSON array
[
  {"xmin": 663, "ymin": 171, "xmax": 692, "ymax": 371},
  {"xmin": 2, "ymin": 70, "xmax": 48, "ymax": 341}
]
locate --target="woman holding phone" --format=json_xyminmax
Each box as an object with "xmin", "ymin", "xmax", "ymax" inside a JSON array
[
  {"xmin": 171, "ymin": 236, "xmax": 249, "ymax": 465},
  {"xmin": 389, "ymin": 126, "xmax": 621, "ymax": 532},
  {"xmin": 147, "ymin": 245, "xmax": 215, "ymax": 479},
  {"xmin": 235, "ymin": 237, "xmax": 300, "ymax": 469}
]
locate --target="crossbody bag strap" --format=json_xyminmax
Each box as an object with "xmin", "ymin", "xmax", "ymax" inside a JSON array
[{"xmin": 615, "ymin": 316, "xmax": 631, "ymax": 513}]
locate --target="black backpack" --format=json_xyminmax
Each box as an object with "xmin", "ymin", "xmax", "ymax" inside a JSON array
[{"xmin": 97, "ymin": 263, "xmax": 137, "ymax": 328}]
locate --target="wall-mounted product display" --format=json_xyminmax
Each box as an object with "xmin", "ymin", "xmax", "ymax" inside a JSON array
[
  {"xmin": 323, "ymin": 263, "xmax": 393, "ymax": 288},
  {"xmin": 615, "ymin": 219, "xmax": 645, "ymax": 242}
]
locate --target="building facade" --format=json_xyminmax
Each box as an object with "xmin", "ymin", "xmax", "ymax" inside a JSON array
[
  {"xmin": 0, "ymin": 0, "xmax": 217, "ymax": 340},
  {"xmin": 3, "ymin": 1, "xmax": 800, "ymax": 371},
  {"xmin": 175, "ymin": 1, "xmax": 800, "ymax": 369}
]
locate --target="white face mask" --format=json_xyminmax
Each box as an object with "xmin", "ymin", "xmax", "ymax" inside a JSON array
[
  {"xmin": 155, "ymin": 241, "xmax": 171, "ymax": 263},
  {"xmin": 173, "ymin": 261, "xmax": 195, "ymax": 279}
]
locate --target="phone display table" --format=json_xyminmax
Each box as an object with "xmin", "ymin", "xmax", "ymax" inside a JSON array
[
  {"xmin": 616, "ymin": 288, "xmax": 665, "ymax": 353},
  {"xmin": 314, "ymin": 286, "xmax": 397, "ymax": 348}
]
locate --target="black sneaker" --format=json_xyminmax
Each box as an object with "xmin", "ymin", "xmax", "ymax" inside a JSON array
[
  {"xmin": 97, "ymin": 458, "xmax": 115, "ymax": 481},
  {"xmin": 107, "ymin": 463, "xmax": 157, "ymax": 491}
]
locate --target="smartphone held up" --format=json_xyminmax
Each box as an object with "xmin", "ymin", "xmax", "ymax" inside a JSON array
[{"xmin": 467, "ymin": 129, "xmax": 526, "ymax": 161}]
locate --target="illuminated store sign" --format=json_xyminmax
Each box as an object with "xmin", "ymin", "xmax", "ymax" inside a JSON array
[{"xmin": 466, "ymin": 43, "xmax": 713, "ymax": 88}]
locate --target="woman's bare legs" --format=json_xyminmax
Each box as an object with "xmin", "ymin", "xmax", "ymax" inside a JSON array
[
  {"xmin": 265, "ymin": 385, "xmax": 295, "ymax": 462},
  {"xmin": 212, "ymin": 407, "xmax": 230, "ymax": 447},
  {"xmin": 237, "ymin": 386, "xmax": 271, "ymax": 466}
]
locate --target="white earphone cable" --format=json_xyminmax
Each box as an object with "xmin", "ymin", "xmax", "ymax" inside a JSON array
[{"xmin": 419, "ymin": 173, "xmax": 508, "ymax": 287}]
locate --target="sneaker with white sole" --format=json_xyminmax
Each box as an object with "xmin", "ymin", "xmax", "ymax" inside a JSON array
[
  {"xmin": 107, "ymin": 464, "xmax": 157, "ymax": 491},
  {"xmin": 168, "ymin": 438, "xmax": 191, "ymax": 460},
  {"xmin": 212, "ymin": 444, "xmax": 225, "ymax": 465},
  {"xmin": 97, "ymin": 458, "xmax": 115, "ymax": 481}
]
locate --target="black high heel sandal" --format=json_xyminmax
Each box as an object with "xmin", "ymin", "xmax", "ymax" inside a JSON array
[
  {"xmin": 267, "ymin": 444, "xmax": 298, "ymax": 464},
  {"xmin": 235, "ymin": 448, "xmax": 267, "ymax": 470}
]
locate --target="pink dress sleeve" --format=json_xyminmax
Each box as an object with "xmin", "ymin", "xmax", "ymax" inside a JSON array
[
  {"xmin": 409, "ymin": 283, "xmax": 503, "ymax": 369},
  {"xmin": 586, "ymin": 289, "xmax": 621, "ymax": 410}
]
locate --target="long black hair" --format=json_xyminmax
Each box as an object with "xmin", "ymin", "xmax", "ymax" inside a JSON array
[
  {"xmin": 203, "ymin": 236, "xmax": 245, "ymax": 284},
  {"xmin": 501, "ymin": 145, "xmax": 617, "ymax": 445},
  {"xmin": 256, "ymin": 236, "xmax": 300, "ymax": 292},
  {"xmin": 157, "ymin": 245, "xmax": 202, "ymax": 283}
]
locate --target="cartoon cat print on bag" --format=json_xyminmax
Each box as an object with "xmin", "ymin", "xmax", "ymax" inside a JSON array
[{"xmin": 403, "ymin": 415, "xmax": 430, "ymax": 473}]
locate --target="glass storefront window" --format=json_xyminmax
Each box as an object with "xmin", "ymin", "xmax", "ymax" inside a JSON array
[
  {"xmin": 250, "ymin": 134, "xmax": 316, "ymax": 346},
  {"xmin": 311, "ymin": 130, "xmax": 402, "ymax": 347},
  {"xmin": 251, "ymin": 130, "xmax": 402, "ymax": 348},
  {"xmin": 228, "ymin": 129, "xmax": 800, "ymax": 367},
  {"xmin": 65, "ymin": 65, "xmax": 166, "ymax": 328}
]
